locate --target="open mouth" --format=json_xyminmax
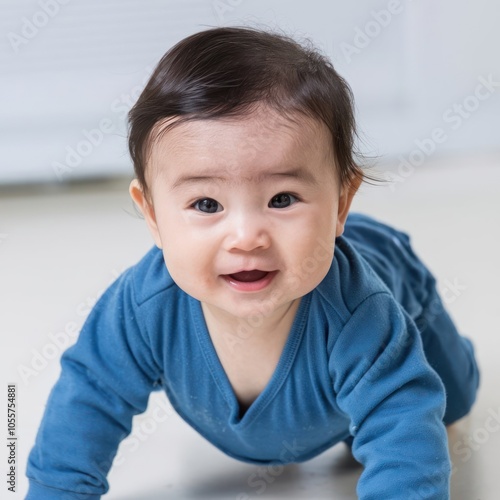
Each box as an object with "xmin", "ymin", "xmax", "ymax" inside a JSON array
[
  {"xmin": 222, "ymin": 269, "xmax": 277, "ymax": 292},
  {"xmin": 227, "ymin": 270, "xmax": 269, "ymax": 282}
]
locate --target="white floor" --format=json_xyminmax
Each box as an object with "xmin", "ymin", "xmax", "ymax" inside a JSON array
[{"xmin": 1, "ymin": 151, "xmax": 499, "ymax": 499}]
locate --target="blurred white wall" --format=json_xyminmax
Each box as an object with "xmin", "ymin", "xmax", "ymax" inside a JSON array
[{"xmin": 0, "ymin": 0, "xmax": 499, "ymax": 184}]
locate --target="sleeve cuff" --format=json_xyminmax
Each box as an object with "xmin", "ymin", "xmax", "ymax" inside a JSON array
[{"xmin": 26, "ymin": 480, "xmax": 102, "ymax": 500}]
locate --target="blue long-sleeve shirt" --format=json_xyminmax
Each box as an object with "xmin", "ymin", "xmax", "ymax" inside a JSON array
[{"xmin": 27, "ymin": 213, "xmax": 480, "ymax": 499}]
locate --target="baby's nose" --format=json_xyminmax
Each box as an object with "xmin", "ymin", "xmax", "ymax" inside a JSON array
[{"xmin": 224, "ymin": 213, "xmax": 271, "ymax": 252}]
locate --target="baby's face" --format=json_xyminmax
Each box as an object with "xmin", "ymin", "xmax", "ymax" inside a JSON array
[{"xmin": 130, "ymin": 106, "xmax": 356, "ymax": 322}]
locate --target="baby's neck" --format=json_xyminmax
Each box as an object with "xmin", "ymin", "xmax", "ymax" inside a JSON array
[
  {"xmin": 201, "ymin": 298, "xmax": 302, "ymax": 410},
  {"xmin": 201, "ymin": 298, "xmax": 301, "ymax": 347}
]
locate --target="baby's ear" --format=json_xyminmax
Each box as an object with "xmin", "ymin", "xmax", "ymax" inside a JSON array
[
  {"xmin": 336, "ymin": 175, "xmax": 362, "ymax": 237},
  {"xmin": 129, "ymin": 179, "xmax": 163, "ymax": 249}
]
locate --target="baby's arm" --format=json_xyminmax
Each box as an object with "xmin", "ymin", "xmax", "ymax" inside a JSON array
[
  {"xmin": 329, "ymin": 292, "xmax": 450, "ymax": 500},
  {"xmin": 26, "ymin": 272, "xmax": 162, "ymax": 499}
]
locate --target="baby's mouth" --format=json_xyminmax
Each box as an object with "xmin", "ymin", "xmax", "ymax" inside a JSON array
[{"xmin": 227, "ymin": 270, "xmax": 269, "ymax": 282}]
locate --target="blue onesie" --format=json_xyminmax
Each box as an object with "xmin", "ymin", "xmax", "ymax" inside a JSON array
[{"xmin": 26, "ymin": 213, "xmax": 480, "ymax": 499}]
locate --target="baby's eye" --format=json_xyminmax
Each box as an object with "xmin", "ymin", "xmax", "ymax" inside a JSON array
[
  {"xmin": 269, "ymin": 193, "xmax": 299, "ymax": 209},
  {"xmin": 191, "ymin": 198, "xmax": 222, "ymax": 213}
]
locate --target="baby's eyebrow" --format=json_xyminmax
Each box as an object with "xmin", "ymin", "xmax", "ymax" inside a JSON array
[
  {"xmin": 170, "ymin": 167, "xmax": 319, "ymax": 190},
  {"xmin": 170, "ymin": 174, "xmax": 224, "ymax": 190},
  {"xmin": 261, "ymin": 168, "xmax": 319, "ymax": 185}
]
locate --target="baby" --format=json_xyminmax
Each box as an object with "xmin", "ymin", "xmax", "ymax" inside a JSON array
[{"xmin": 26, "ymin": 26, "xmax": 480, "ymax": 499}]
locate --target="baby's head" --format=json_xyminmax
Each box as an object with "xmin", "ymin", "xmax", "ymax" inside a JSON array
[
  {"xmin": 128, "ymin": 26, "xmax": 364, "ymax": 321},
  {"xmin": 129, "ymin": 26, "xmax": 363, "ymax": 202}
]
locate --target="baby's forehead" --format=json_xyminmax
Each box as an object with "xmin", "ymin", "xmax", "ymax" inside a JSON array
[
  {"xmin": 151, "ymin": 109, "xmax": 331, "ymax": 159},
  {"xmin": 147, "ymin": 130, "xmax": 336, "ymax": 198},
  {"xmin": 145, "ymin": 106, "xmax": 336, "ymax": 188}
]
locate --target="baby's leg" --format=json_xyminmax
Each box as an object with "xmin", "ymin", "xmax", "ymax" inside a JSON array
[
  {"xmin": 343, "ymin": 214, "xmax": 480, "ymax": 426},
  {"xmin": 417, "ymin": 284, "xmax": 480, "ymax": 425}
]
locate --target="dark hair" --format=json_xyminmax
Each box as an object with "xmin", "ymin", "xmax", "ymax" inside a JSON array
[{"xmin": 128, "ymin": 26, "xmax": 365, "ymax": 200}]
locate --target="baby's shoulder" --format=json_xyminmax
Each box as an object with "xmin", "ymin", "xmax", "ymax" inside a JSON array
[
  {"xmin": 315, "ymin": 229, "xmax": 392, "ymax": 323},
  {"xmin": 315, "ymin": 212, "xmax": 433, "ymax": 326}
]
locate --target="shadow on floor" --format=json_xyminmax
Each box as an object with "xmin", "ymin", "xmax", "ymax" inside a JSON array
[{"xmin": 115, "ymin": 446, "xmax": 362, "ymax": 499}]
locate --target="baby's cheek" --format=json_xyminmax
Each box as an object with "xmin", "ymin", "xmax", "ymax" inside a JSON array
[{"xmin": 161, "ymin": 250, "xmax": 186, "ymax": 280}]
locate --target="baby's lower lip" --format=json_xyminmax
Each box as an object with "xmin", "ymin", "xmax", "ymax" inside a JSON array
[{"xmin": 221, "ymin": 270, "xmax": 278, "ymax": 292}]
